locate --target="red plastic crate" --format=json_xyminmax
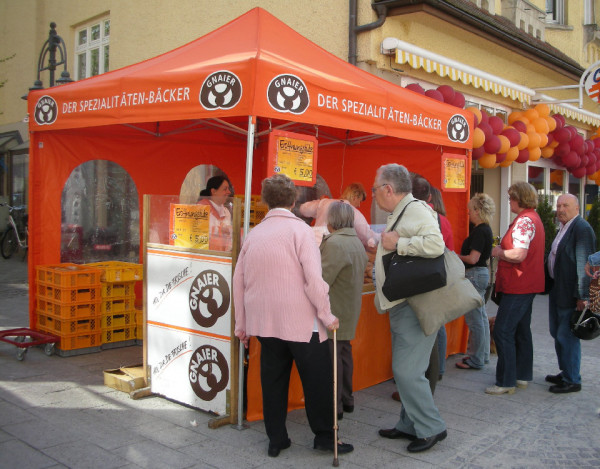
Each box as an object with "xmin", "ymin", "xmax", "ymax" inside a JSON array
[
  {"xmin": 36, "ymin": 264, "xmax": 102, "ymax": 288},
  {"xmin": 37, "ymin": 284, "xmax": 101, "ymax": 304},
  {"xmin": 36, "ymin": 312, "xmax": 101, "ymax": 335}
]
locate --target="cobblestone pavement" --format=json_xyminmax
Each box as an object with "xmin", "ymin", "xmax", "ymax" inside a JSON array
[{"xmin": 1, "ymin": 257, "xmax": 600, "ymax": 468}]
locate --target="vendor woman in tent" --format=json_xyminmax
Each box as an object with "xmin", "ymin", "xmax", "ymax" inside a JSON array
[{"xmin": 198, "ymin": 175, "xmax": 233, "ymax": 251}]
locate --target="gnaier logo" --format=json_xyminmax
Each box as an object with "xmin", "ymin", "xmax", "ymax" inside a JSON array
[
  {"xmin": 188, "ymin": 345, "xmax": 229, "ymax": 401},
  {"xmin": 267, "ymin": 74, "xmax": 309, "ymax": 114},
  {"xmin": 447, "ymin": 114, "xmax": 469, "ymax": 143},
  {"xmin": 199, "ymin": 70, "xmax": 242, "ymax": 110},
  {"xmin": 189, "ymin": 270, "xmax": 230, "ymax": 328},
  {"xmin": 34, "ymin": 96, "xmax": 58, "ymax": 125}
]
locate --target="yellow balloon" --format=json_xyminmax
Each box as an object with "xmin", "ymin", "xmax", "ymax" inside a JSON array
[
  {"xmin": 524, "ymin": 109, "xmax": 539, "ymax": 122},
  {"xmin": 526, "ymin": 123, "xmax": 536, "ymax": 134},
  {"xmin": 478, "ymin": 153, "xmax": 497, "ymax": 168},
  {"xmin": 508, "ymin": 111, "xmax": 523, "ymax": 125},
  {"xmin": 529, "ymin": 147, "xmax": 542, "ymax": 161},
  {"xmin": 518, "ymin": 132, "xmax": 529, "ymax": 150},
  {"xmin": 539, "ymin": 133, "xmax": 548, "ymax": 148},
  {"xmin": 473, "ymin": 127, "xmax": 485, "ymax": 148},
  {"xmin": 533, "ymin": 117, "xmax": 550, "ymax": 134},
  {"xmin": 499, "ymin": 159, "xmax": 513, "ymax": 167},
  {"xmin": 498, "ymin": 135, "xmax": 511, "ymax": 154},
  {"xmin": 545, "ymin": 116, "xmax": 557, "ymax": 132},
  {"xmin": 550, "ymin": 140, "xmax": 560, "ymax": 149},
  {"xmin": 527, "ymin": 132, "xmax": 541, "ymax": 149},
  {"xmin": 506, "ymin": 146, "xmax": 520, "ymax": 162},
  {"xmin": 535, "ymin": 103, "xmax": 550, "ymax": 117},
  {"xmin": 541, "ymin": 147, "xmax": 554, "ymax": 158}
]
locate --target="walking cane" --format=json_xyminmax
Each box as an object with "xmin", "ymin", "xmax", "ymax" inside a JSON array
[{"xmin": 333, "ymin": 328, "xmax": 339, "ymax": 467}]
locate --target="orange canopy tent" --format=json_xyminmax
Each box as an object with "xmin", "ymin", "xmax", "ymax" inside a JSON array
[{"xmin": 27, "ymin": 8, "xmax": 473, "ymax": 420}]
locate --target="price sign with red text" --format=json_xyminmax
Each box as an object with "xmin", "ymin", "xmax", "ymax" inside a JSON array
[
  {"xmin": 267, "ymin": 130, "xmax": 318, "ymax": 186},
  {"xmin": 442, "ymin": 154, "xmax": 467, "ymax": 191},
  {"xmin": 169, "ymin": 204, "xmax": 210, "ymax": 249}
]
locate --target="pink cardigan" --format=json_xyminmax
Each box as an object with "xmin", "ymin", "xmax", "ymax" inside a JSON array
[{"xmin": 233, "ymin": 209, "xmax": 336, "ymax": 343}]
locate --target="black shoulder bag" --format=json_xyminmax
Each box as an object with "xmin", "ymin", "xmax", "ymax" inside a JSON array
[{"xmin": 381, "ymin": 201, "xmax": 447, "ymax": 302}]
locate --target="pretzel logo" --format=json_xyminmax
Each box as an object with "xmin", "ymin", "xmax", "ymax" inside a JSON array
[
  {"xmin": 34, "ymin": 96, "xmax": 58, "ymax": 125},
  {"xmin": 267, "ymin": 74, "xmax": 309, "ymax": 114},
  {"xmin": 199, "ymin": 70, "xmax": 242, "ymax": 110},
  {"xmin": 447, "ymin": 114, "xmax": 469, "ymax": 143},
  {"xmin": 188, "ymin": 345, "xmax": 229, "ymax": 401},
  {"xmin": 189, "ymin": 270, "xmax": 230, "ymax": 328}
]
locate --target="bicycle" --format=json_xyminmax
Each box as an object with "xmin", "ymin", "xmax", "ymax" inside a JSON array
[{"xmin": 1, "ymin": 203, "xmax": 28, "ymax": 260}]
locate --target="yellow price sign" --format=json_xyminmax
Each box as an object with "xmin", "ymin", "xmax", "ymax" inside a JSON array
[
  {"xmin": 268, "ymin": 130, "xmax": 318, "ymax": 186},
  {"xmin": 442, "ymin": 154, "xmax": 467, "ymax": 191},
  {"xmin": 169, "ymin": 204, "xmax": 210, "ymax": 249}
]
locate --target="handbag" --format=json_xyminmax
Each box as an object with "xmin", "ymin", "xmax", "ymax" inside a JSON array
[
  {"xmin": 407, "ymin": 248, "xmax": 483, "ymax": 336},
  {"xmin": 381, "ymin": 201, "xmax": 446, "ymax": 302},
  {"xmin": 570, "ymin": 308, "xmax": 600, "ymax": 340}
]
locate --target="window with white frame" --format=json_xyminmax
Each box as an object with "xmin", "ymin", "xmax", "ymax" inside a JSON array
[
  {"xmin": 546, "ymin": 0, "xmax": 565, "ymax": 24},
  {"xmin": 75, "ymin": 17, "xmax": 110, "ymax": 80}
]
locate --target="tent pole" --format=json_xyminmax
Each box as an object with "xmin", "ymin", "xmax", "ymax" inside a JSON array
[{"xmin": 236, "ymin": 115, "xmax": 255, "ymax": 430}]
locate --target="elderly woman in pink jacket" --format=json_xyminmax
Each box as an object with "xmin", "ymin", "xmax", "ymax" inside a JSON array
[{"xmin": 234, "ymin": 174, "xmax": 354, "ymax": 458}]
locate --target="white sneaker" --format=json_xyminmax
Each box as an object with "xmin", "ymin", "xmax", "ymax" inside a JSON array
[
  {"xmin": 516, "ymin": 380, "xmax": 528, "ymax": 389},
  {"xmin": 485, "ymin": 385, "xmax": 515, "ymax": 395}
]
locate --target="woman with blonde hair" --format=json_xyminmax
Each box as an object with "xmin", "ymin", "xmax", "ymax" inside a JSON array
[{"xmin": 456, "ymin": 193, "xmax": 495, "ymax": 370}]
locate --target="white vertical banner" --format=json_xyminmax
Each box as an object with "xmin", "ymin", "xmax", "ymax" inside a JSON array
[{"xmin": 147, "ymin": 247, "xmax": 232, "ymax": 414}]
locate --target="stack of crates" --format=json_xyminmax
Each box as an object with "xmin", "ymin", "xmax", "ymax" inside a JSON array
[
  {"xmin": 235, "ymin": 194, "xmax": 268, "ymax": 227},
  {"xmin": 87, "ymin": 261, "xmax": 142, "ymax": 348},
  {"xmin": 35, "ymin": 264, "xmax": 103, "ymax": 355}
]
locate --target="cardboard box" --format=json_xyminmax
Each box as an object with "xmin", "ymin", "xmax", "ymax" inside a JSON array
[{"xmin": 103, "ymin": 364, "xmax": 146, "ymax": 393}]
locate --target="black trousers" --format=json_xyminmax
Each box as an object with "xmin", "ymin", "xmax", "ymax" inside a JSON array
[
  {"xmin": 328, "ymin": 339, "xmax": 354, "ymax": 409},
  {"xmin": 258, "ymin": 333, "xmax": 334, "ymax": 446}
]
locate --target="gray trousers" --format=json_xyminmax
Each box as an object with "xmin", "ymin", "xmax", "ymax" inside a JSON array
[{"xmin": 390, "ymin": 301, "xmax": 446, "ymax": 438}]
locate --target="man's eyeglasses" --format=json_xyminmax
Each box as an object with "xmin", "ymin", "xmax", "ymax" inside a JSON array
[{"xmin": 372, "ymin": 183, "xmax": 389, "ymax": 194}]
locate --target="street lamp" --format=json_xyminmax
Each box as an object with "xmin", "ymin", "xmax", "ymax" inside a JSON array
[{"xmin": 22, "ymin": 22, "xmax": 73, "ymax": 99}]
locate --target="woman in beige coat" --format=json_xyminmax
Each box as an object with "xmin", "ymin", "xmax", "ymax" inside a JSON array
[{"xmin": 320, "ymin": 201, "xmax": 368, "ymax": 420}]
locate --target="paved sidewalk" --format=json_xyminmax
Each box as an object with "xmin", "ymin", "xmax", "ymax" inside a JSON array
[{"xmin": 1, "ymin": 256, "xmax": 600, "ymax": 468}]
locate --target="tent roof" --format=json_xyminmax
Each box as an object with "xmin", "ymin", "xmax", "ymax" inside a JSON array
[{"xmin": 28, "ymin": 7, "xmax": 472, "ymax": 149}]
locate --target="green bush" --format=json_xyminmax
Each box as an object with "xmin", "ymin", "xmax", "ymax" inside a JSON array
[{"xmin": 537, "ymin": 195, "xmax": 556, "ymax": 256}]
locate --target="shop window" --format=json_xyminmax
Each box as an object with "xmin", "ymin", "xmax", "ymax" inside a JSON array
[
  {"xmin": 528, "ymin": 166, "xmax": 544, "ymax": 192},
  {"xmin": 180, "ymin": 164, "xmax": 233, "ymax": 204},
  {"xmin": 75, "ymin": 17, "xmax": 110, "ymax": 80},
  {"xmin": 546, "ymin": 0, "xmax": 565, "ymax": 24},
  {"xmin": 61, "ymin": 160, "xmax": 139, "ymax": 263},
  {"xmin": 568, "ymin": 173, "xmax": 582, "ymax": 197}
]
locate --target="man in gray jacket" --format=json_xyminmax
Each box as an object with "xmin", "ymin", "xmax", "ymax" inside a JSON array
[{"xmin": 373, "ymin": 164, "xmax": 447, "ymax": 453}]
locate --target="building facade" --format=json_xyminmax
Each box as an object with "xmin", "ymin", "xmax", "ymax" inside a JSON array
[{"xmin": 1, "ymin": 0, "xmax": 600, "ymax": 237}]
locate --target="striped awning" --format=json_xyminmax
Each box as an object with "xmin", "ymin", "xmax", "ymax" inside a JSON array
[
  {"xmin": 395, "ymin": 49, "xmax": 533, "ymax": 104},
  {"xmin": 547, "ymin": 102, "xmax": 600, "ymax": 127}
]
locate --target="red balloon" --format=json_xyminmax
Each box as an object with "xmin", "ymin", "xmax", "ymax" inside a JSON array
[
  {"xmin": 516, "ymin": 149, "xmax": 530, "ymax": 163},
  {"xmin": 587, "ymin": 165, "xmax": 596, "ymax": 175},
  {"xmin": 585, "ymin": 140, "xmax": 594, "ymax": 154},
  {"xmin": 554, "ymin": 142, "xmax": 570, "ymax": 158},
  {"xmin": 546, "ymin": 132, "xmax": 555, "ymax": 146},
  {"xmin": 425, "ymin": 89, "xmax": 444, "ymax": 101},
  {"xmin": 472, "ymin": 146, "xmax": 485, "ymax": 160},
  {"xmin": 571, "ymin": 166, "xmax": 586, "ymax": 178},
  {"xmin": 554, "ymin": 128, "xmax": 572, "ymax": 143},
  {"xmin": 478, "ymin": 110, "xmax": 489, "ymax": 126},
  {"xmin": 501, "ymin": 128, "xmax": 521, "ymax": 147},
  {"xmin": 552, "ymin": 114, "xmax": 565, "ymax": 130},
  {"xmin": 571, "ymin": 134, "xmax": 585, "ymax": 153},
  {"xmin": 488, "ymin": 116, "xmax": 504, "ymax": 135},
  {"xmin": 437, "ymin": 85, "xmax": 455, "ymax": 103},
  {"xmin": 495, "ymin": 152, "xmax": 507, "ymax": 164},
  {"xmin": 567, "ymin": 126, "xmax": 578, "ymax": 139},
  {"xmin": 580, "ymin": 155, "xmax": 589, "ymax": 168},
  {"xmin": 484, "ymin": 135, "xmax": 501, "ymax": 154},
  {"xmin": 478, "ymin": 122, "xmax": 493, "ymax": 140},
  {"xmin": 562, "ymin": 151, "xmax": 579, "ymax": 168},
  {"xmin": 512, "ymin": 120, "xmax": 527, "ymax": 133},
  {"xmin": 451, "ymin": 92, "xmax": 465, "ymax": 108},
  {"xmin": 406, "ymin": 83, "xmax": 425, "ymax": 94},
  {"xmin": 595, "ymin": 138, "xmax": 600, "ymax": 149}
]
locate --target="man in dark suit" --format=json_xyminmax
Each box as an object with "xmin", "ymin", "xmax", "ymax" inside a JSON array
[{"xmin": 546, "ymin": 194, "xmax": 596, "ymax": 393}]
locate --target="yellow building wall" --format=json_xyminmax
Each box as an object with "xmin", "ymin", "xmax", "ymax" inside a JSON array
[{"xmin": 0, "ymin": 0, "xmax": 349, "ymax": 126}]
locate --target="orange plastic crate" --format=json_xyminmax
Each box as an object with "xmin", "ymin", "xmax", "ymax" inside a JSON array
[
  {"xmin": 101, "ymin": 297, "xmax": 135, "ymax": 314},
  {"xmin": 36, "ymin": 312, "xmax": 101, "ymax": 335},
  {"xmin": 36, "ymin": 264, "xmax": 102, "ymax": 288},
  {"xmin": 135, "ymin": 324, "xmax": 144, "ymax": 340},
  {"xmin": 101, "ymin": 311, "xmax": 134, "ymax": 329},
  {"xmin": 102, "ymin": 326, "xmax": 136, "ymax": 343},
  {"xmin": 87, "ymin": 261, "xmax": 143, "ymax": 283},
  {"xmin": 55, "ymin": 331, "xmax": 102, "ymax": 351},
  {"xmin": 134, "ymin": 309, "xmax": 143, "ymax": 325},
  {"xmin": 37, "ymin": 284, "xmax": 101, "ymax": 304},
  {"xmin": 36, "ymin": 297, "xmax": 101, "ymax": 319},
  {"xmin": 101, "ymin": 282, "xmax": 135, "ymax": 298}
]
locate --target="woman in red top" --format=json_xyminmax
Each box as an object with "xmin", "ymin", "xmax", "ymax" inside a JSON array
[{"xmin": 486, "ymin": 182, "xmax": 545, "ymax": 395}]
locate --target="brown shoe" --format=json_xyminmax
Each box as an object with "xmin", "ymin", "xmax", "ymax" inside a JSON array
[{"xmin": 391, "ymin": 391, "xmax": 401, "ymax": 402}]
